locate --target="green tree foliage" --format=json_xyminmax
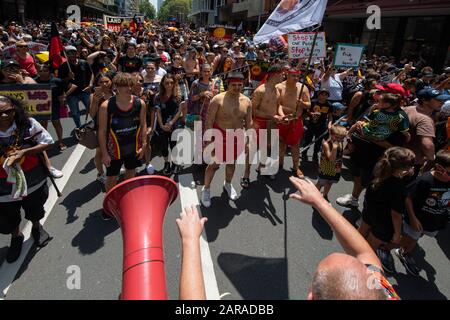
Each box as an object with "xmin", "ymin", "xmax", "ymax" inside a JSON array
[
  {"xmin": 158, "ymin": 0, "xmax": 191, "ymax": 22},
  {"xmin": 139, "ymin": 0, "xmax": 157, "ymax": 20}
]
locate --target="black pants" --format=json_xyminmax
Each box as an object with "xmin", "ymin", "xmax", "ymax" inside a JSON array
[
  {"xmin": 303, "ymin": 121, "xmax": 327, "ymax": 155},
  {"xmin": 154, "ymin": 130, "xmax": 177, "ymax": 159}
]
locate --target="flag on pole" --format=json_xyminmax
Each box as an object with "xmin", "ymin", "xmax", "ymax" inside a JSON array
[
  {"xmin": 254, "ymin": 0, "xmax": 328, "ymax": 44},
  {"xmin": 48, "ymin": 22, "xmax": 66, "ymax": 70}
]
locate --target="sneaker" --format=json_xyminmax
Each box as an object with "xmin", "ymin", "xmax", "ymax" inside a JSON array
[
  {"xmin": 101, "ymin": 211, "xmax": 113, "ymax": 221},
  {"xmin": 119, "ymin": 167, "xmax": 126, "ymax": 175},
  {"xmin": 6, "ymin": 234, "xmax": 24, "ymax": 263},
  {"xmin": 31, "ymin": 225, "xmax": 51, "ymax": 248},
  {"xmin": 146, "ymin": 164, "xmax": 155, "ymax": 175},
  {"xmin": 97, "ymin": 173, "xmax": 106, "ymax": 184},
  {"xmin": 394, "ymin": 248, "xmax": 420, "ymax": 277},
  {"xmin": 162, "ymin": 162, "xmax": 172, "ymax": 176},
  {"xmin": 223, "ymin": 182, "xmax": 238, "ymax": 201},
  {"xmin": 201, "ymin": 187, "xmax": 211, "ymax": 207},
  {"xmin": 336, "ymin": 194, "xmax": 359, "ymax": 208},
  {"xmin": 376, "ymin": 249, "xmax": 396, "ymax": 274},
  {"xmin": 49, "ymin": 167, "xmax": 63, "ymax": 179}
]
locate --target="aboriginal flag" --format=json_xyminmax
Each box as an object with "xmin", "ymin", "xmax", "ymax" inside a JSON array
[{"xmin": 48, "ymin": 22, "xmax": 66, "ymax": 70}]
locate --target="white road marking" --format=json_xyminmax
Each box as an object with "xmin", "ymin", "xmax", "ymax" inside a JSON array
[
  {"xmin": 178, "ymin": 174, "xmax": 220, "ymax": 300},
  {"xmin": 0, "ymin": 144, "xmax": 86, "ymax": 299}
]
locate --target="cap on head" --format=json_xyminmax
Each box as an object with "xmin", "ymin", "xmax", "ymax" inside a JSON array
[
  {"xmin": 375, "ymin": 83, "xmax": 407, "ymax": 98},
  {"xmin": 318, "ymin": 88, "xmax": 330, "ymax": 96},
  {"xmin": 332, "ymin": 102, "xmax": 346, "ymax": 111},
  {"xmin": 65, "ymin": 45, "xmax": 77, "ymax": 53},
  {"xmin": 417, "ymin": 88, "xmax": 450, "ymax": 101},
  {"xmin": 1, "ymin": 59, "xmax": 20, "ymax": 70}
]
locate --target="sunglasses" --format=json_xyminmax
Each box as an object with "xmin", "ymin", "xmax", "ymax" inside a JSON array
[{"xmin": 0, "ymin": 109, "xmax": 15, "ymax": 116}]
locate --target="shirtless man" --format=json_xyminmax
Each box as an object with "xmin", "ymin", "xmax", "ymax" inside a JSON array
[
  {"xmin": 276, "ymin": 68, "xmax": 311, "ymax": 177},
  {"xmin": 184, "ymin": 48, "xmax": 199, "ymax": 88},
  {"xmin": 241, "ymin": 64, "xmax": 284, "ymax": 188},
  {"xmin": 201, "ymin": 72, "xmax": 252, "ymax": 208}
]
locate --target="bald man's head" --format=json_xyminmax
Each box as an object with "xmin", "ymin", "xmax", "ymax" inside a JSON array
[{"xmin": 309, "ymin": 253, "xmax": 386, "ymax": 300}]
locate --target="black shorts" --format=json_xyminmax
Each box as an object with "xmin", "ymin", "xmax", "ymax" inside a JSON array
[
  {"xmin": 106, "ymin": 155, "xmax": 141, "ymax": 176},
  {"xmin": 0, "ymin": 183, "xmax": 48, "ymax": 234},
  {"xmin": 345, "ymin": 156, "xmax": 373, "ymax": 188},
  {"xmin": 362, "ymin": 209, "xmax": 394, "ymax": 243}
]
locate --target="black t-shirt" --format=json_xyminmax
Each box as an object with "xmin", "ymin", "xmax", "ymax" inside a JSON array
[
  {"xmin": 154, "ymin": 94, "xmax": 178, "ymax": 130},
  {"xmin": 118, "ymin": 55, "xmax": 142, "ymax": 73},
  {"xmin": 310, "ymin": 99, "xmax": 332, "ymax": 125},
  {"xmin": 34, "ymin": 76, "xmax": 65, "ymax": 108},
  {"xmin": 363, "ymin": 176, "xmax": 407, "ymax": 223},
  {"xmin": 58, "ymin": 59, "xmax": 92, "ymax": 96},
  {"xmin": 406, "ymin": 172, "xmax": 450, "ymax": 231}
]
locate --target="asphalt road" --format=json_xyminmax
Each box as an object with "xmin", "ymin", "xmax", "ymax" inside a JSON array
[{"xmin": 0, "ymin": 116, "xmax": 449, "ymax": 300}]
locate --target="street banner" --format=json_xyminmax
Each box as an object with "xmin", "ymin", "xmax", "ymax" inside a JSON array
[
  {"xmin": 0, "ymin": 84, "xmax": 52, "ymax": 121},
  {"xmin": 254, "ymin": 0, "xmax": 328, "ymax": 44},
  {"xmin": 333, "ymin": 43, "xmax": 365, "ymax": 68},
  {"xmin": 208, "ymin": 25, "xmax": 236, "ymax": 41},
  {"xmin": 247, "ymin": 60, "xmax": 271, "ymax": 82},
  {"xmin": 288, "ymin": 32, "xmax": 326, "ymax": 59},
  {"xmin": 103, "ymin": 15, "xmax": 145, "ymax": 32}
]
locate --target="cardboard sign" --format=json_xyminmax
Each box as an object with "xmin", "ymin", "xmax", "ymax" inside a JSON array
[
  {"xmin": 103, "ymin": 15, "xmax": 144, "ymax": 32},
  {"xmin": 288, "ymin": 32, "xmax": 326, "ymax": 59},
  {"xmin": 247, "ymin": 60, "xmax": 271, "ymax": 82},
  {"xmin": 208, "ymin": 25, "xmax": 236, "ymax": 41},
  {"xmin": 0, "ymin": 84, "xmax": 52, "ymax": 120},
  {"xmin": 333, "ymin": 43, "xmax": 365, "ymax": 68}
]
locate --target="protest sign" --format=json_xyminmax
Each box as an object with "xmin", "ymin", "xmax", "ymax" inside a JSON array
[
  {"xmin": 288, "ymin": 32, "xmax": 326, "ymax": 59},
  {"xmin": 333, "ymin": 43, "xmax": 365, "ymax": 68},
  {"xmin": 247, "ymin": 60, "xmax": 271, "ymax": 82},
  {"xmin": 103, "ymin": 15, "xmax": 144, "ymax": 32},
  {"xmin": 0, "ymin": 84, "xmax": 52, "ymax": 121},
  {"xmin": 208, "ymin": 25, "xmax": 236, "ymax": 41}
]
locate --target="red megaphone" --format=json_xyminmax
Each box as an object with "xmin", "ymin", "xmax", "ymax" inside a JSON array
[{"xmin": 103, "ymin": 175, "xmax": 179, "ymax": 300}]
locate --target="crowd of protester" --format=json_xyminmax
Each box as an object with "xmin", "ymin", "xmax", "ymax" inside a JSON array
[{"xmin": 0, "ymin": 18, "xmax": 449, "ymax": 300}]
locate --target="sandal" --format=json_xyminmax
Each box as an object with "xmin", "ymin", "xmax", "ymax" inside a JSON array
[{"xmin": 240, "ymin": 177, "xmax": 250, "ymax": 189}]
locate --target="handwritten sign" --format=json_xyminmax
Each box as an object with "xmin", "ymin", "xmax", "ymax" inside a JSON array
[
  {"xmin": 0, "ymin": 84, "xmax": 52, "ymax": 120},
  {"xmin": 288, "ymin": 32, "xmax": 326, "ymax": 59},
  {"xmin": 333, "ymin": 44, "xmax": 365, "ymax": 68}
]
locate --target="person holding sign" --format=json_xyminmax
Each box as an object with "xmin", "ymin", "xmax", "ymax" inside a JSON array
[{"xmin": 276, "ymin": 68, "xmax": 311, "ymax": 178}]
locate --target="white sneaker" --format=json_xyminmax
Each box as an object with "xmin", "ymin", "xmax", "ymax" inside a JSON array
[
  {"xmin": 224, "ymin": 182, "xmax": 238, "ymax": 201},
  {"xmin": 119, "ymin": 167, "xmax": 126, "ymax": 175},
  {"xmin": 49, "ymin": 167, "xmax": 63, "ymax": 179},
  {"xmin": 97, "ymin": 173, "xmax": 106, "ymax": 184},
  {"xmin": 201, "ymin": 187, "xmax": 211, "ymax": 207},
  {"xmin": 336, "ymin": 194, "xmax": 359, "ymax": 208},
  {"xmin": 146, "ymin": 164, "xmax": 155, "ymax": 175}
]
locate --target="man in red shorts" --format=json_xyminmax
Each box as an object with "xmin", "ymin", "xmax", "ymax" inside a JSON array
[
  {"xmin": 241, "ymin": 64, "xmax": 284, "ymax": 188},
  {"xmin": 201, "ymin": 73, "xmax": 252, "ymax": 208},
  {"xmin": 276, "ymin": 68, "xmax": 311, "ymax": 177}
]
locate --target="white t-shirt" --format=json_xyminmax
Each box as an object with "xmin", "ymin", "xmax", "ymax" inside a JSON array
[
  {"xmin": 321, "ymin": 74, "xmax": 344, "ymax": 101},
  {"xmin": 0, "ymin": 118, "xmax": 54, "ymax": 202}
]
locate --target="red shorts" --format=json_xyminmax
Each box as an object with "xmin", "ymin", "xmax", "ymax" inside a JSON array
[
  {"xmin": 253, "ymin": 116, "xmax": 271, "ymax": 147},
  {"xmin": 277, "ymin": 117, "xmax": 304, "ymax": 146},
  {"xmin": 212, "ymin": 123, "xmax": 245, "ymax": 162}
]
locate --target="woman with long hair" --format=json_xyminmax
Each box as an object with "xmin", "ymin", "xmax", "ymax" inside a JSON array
[
  {"xmin": 153, "ymin": 73, "xmax": 182, "ymax": 176},
  {"xmin": 89, "ymin": 72, "xmax": 115, "ymax": 183},
  {"xmin": 0, "ymin": 95, "xmax": 54, "ymax": 262}
]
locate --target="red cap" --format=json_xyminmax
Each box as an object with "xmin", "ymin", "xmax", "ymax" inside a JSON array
[
  {"xmin": 160, "ymin": 54, "xmax": 167, "ymax": 62},
  {"xmin": 375, "ymin": 83, "xmax": 407, "ymax": 98}
]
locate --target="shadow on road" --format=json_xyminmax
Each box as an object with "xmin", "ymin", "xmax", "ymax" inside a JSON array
[
  {"xmin": 436, "ymin": 228, "xmax": 450, "ymax": 262},
  {"xmin": 392, "ymin": 245, "xmax": 447, "ymax": 300},
  {"xmin": 71, "ymin": 209, "xmax": 119, "ymax": 255},
  {"xmin": 201, "ymin": 192, "xmax": 240, "ymax": 242},
  {"xmin": 312, "ymin": 208, "xmax": 333, "ymax": 240},
  {"xmin": 61, "ymin": 180, "xmax": 104, "ymax": 224},
  {"xmin": 217, "ymin": 252, "xmax": 289, "ymax": 300},
  {"xmin": 46, "ymin": 136, "xmax": 78, "ymax": 158},
  {"xmin": 79, "ymin": 158, "xmax": 96, "ymax": 174}
]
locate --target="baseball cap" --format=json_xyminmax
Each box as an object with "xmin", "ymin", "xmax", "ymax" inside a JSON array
[
  {"xmin": 318, "ymin": 88, "xmax": 330, "ymax": 96},
  {"xmin": 1, "ymin": 59, "xmax": 20, "ymax": 70},
  {"xmin": 332, "ymin": 102, "xmax": 346, "ymax": 111},
  {"xmin": 375, "ymin": 83, "xmax": 408, "ymax": 98},
  {"xmin": 65, "ymin": 45, "xmax": 77, "ymax": 52},
  {"xmin": 417, "ymin": 88, "xmax": 450, "ymax": 101}
]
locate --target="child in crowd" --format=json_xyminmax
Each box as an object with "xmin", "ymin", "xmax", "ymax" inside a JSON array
[
  {"xmin": 358, "ymin": 147, "xmax": 416, "ymax": 273},
  {"xmin": 347, "ymin": 92, "xmax": 410, "ymax": 143},
  {"xmin": 395, "ymin": 150, "xmax": 450, "ymax": 276},
  {"xmin": 316, "ymin": 124, "xmax": 347, "ymax": 201}
]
